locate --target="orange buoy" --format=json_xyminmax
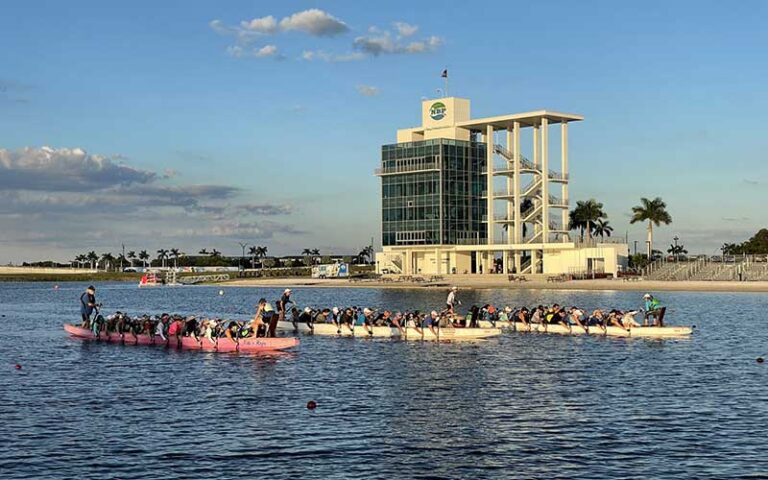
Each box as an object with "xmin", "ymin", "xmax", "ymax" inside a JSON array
[
  {"xmin": 307, "ymin": 400, "xmax": 317, "ymax": 410},
  {"xmin": 15, "ymin": 364, "xmax": 22, "ymax": 370}
]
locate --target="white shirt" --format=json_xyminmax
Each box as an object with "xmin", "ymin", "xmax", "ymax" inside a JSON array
[{"xmin": 447, "ymin": 291, "xmax": 456, "ymax": 306}]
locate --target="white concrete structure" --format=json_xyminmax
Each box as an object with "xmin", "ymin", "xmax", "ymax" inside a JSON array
[{"xmin": 375, "ymin": 97, "xmax": 628, "ymax": 277}]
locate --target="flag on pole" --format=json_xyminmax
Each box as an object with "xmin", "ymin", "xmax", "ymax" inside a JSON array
[{"xmin": 441, "ymin": 69, "xmax": 448, "ymax": 78}]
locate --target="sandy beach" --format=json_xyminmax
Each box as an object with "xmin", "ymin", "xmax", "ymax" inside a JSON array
[{"xmin": 225, "ymin": 275, "xmax": 768, "ymax": 293}]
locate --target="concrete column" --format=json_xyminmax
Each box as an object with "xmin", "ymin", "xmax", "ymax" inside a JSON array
[
  {"xmin": 485, "ymin": 125, "xmax": 495, "ymax": 246},
  {"xmin": 513, "ymin": 122, "xmax": 521, "ymax": 244},
  {"xmin": 561, "ymin": 122, "xmax": 569, "ymax": 242},
  {"xmin": 541, "ymin": 118, "xmax": 549, "ymax": 244},
  {"xmin": 514, "ymin": 251, "xmax": 521, "ymax": 273},
  {"xmin": 502, "ymin": 250, "xmax": 509, "ymax": 274},
  {"xmin": 530, "ymin": 249, "xmax": 538, "ymax": 274},
  {"xmin": 405, "ymin": 250, "xmax": 412, "ymax": 275},
  {"xmin": 505, "ymin": 129, "xmax": 513, "ymax": 241}
]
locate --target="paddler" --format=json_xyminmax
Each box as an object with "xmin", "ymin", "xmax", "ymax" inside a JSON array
[
  {"xmin": 79, "ymin": 285, "xmax": 97, "ymax": 328},
  {"xmin": 446, "ymin": 286, "xmax": 460, "ymax": 315},
  {"xmin": 423, "ymin": 311, "xmax": 440, "ymax": 337},
  {"xmin": 276, "ymin": 289, "xmax": 293, "ymax": 322},
  {"xmin": 642, "ymin": 294, "xmax": 666, "ymax": 326},
  {"xmin": 568, "ymin": 306, "xmax": 588, "ymax": 333}
]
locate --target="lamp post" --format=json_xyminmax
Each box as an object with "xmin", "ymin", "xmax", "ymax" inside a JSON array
[
  {"xmin": 646, "ymin": 240, "xmax": 652, "ymax": 260},
  {"xmin": 238, "ymin": 242, "xmax": 249, "ymax": 271},
  {"xmin": 673, "ymin": 236, "xmax": 680, "ymax": 262},
  {"xmin": 633, "ymin": 240, "xmax": 638, "ymax": 256}
]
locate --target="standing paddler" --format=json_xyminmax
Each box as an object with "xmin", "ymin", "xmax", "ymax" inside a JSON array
[
  {"xmin": 446, "ymin": 286, "xmax": 460, "ymax": 315},
  {"xmin": 643, "ymin": 294, "xmax": 666, "ymax": 326},
  {"xmin": 79, "ymin": 285, "xmax": 97, "ymax": 328}
]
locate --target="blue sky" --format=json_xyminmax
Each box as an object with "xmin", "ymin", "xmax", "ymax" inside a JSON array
[{"xmin": 1, "ymin": 0, "xmax": 767, "ymax": 262}]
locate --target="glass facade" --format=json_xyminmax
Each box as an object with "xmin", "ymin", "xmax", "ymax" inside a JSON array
[{"xmin": 380, "ymin": 138, "xmax": 487, "ymax": 246}]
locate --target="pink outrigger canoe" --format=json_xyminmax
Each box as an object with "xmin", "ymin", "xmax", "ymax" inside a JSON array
[{"xmin": 63, "ymin": 324, "xmax": 299, "ymax": 353}]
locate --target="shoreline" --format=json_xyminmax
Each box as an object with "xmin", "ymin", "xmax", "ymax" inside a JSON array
[
  {"xmin": 223, "ymin": 277, "xmax": 768, "ymax": 293},
  {"xmin": 2, "ymin": 272, "xmax": 767, "ymax": 293}
]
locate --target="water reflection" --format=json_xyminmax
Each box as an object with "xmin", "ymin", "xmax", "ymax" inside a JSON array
[{"xmin": 1, "ymin": 283, "xmax": 767, "ymax": 479}]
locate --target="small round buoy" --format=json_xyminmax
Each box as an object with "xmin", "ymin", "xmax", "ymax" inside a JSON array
[
  {"xmin": 15, "ymin": 364, "xmax": 22, "ymax": 370},
  {"xmin": 757, "ymin": 357, "xmax": 764, "ymax": 364},
  {"xmin": 218, "ymin": 290, "xmax": 224, "ymax": 296},
  {"xmin": 307, "ymin": 400, "xmax": 317, "ymax": 410}
]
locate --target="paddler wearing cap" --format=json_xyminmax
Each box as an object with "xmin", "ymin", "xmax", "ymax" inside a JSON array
[
  {"xmin": 79, "ymin": 285, "xmax": 97, "ymax": 328},
  {"xmin": 642, "ymin": 294, "xmax": 666, "ymax": 326},
  {"xmin": 277, "ymin": 289, "xmax": 293, "ymax": 321},
  {"xmin": 446, "ymin": 286, "xmax": 461, "ymax": 315}
]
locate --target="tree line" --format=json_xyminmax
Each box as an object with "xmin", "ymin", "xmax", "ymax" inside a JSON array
[{"xmin": 68, "ymin": 244, "xmax": 376, "ymax": 271}]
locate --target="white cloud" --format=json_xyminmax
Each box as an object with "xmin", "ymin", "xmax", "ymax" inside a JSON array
[
  {"xmin": 393, "ymin": 21, "xmax": 418, "ymax": 37},
  {"xmin": 301, "ymin": 50, "xmax": 366, "ymax": 62},
  {"xmin": 353, "ymin": 31, "xmax": 443, "ymax": 56},
  {"xmin": 211, "ymin": 13, "xmax": 439, "ymax": 62},
  {"xmin": 242, "ymin": 15, "xmax": 278, "ymax": 34},
  {"xmin": 226, "ymin": 44, "xmax": 279, "ymax": 59},
  {"xmin": 356, "ymin": 85, "xmax": 380, "ymax": 97},
  {"xmin": 278, "ymin": 9, "xmax": 348, "ymax": 36},
  {"xmin": 255, "ymin": 44, "xmax": 278, "ymax": 57},
  {"xmin": 0, "ymin": 146, "xmax": 156, "ymax": 191},
  {"xmin": 0, "ymin": 146, "xmax": 302, "ymax": 257}
]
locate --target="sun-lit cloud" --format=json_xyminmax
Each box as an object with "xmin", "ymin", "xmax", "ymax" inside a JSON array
[
  {"xmin": 393, "ymin": 21, "xmax": 418, "ymax": 37},
  {"xmin": 353, "ymin": 31, "xmax": 442, "ymax": 56},
  {"xmin": 226, "ymin": 44, "xmax": 279, "ymax": 59},
  {"xmin": 0, "ymin": 146, "xmax": 302, "ymax": 256},
  {"xmin": 211, "ymin": 12, "xmax": 441, "ymax": 62},
  {"xmin": 278, "ymin": 9, "xmax": 348, "ymax": 37}
]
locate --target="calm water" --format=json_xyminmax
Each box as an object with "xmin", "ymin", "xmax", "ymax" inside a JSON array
[{"xmin": 1, "ymin": 282, "xmax": 767, "ymax": 479}]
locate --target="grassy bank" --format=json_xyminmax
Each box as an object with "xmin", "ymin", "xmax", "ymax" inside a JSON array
[{"xmin": 0, "ymin": 272, "xmax": 144, "ymax": 283}]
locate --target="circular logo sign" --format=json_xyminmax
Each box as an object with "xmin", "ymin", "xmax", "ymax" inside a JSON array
[{"xmin": 429, "ymin": 102, "xmax": 447, "ymax": 121}]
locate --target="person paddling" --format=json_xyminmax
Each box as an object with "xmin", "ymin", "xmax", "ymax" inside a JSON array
[
  {"xmin": 277, "ymin": 289, "xmax": 293, "ymax": 322},
  {"xmin": 446, "ymin": 286, "xmax": 460, "ymax": 315},
  {"xmin": 643, "ymin": 294, "xmax": 666, "ymax": 326},
  {"xmin": 79, "ymin": 285, "xmax": 97, "ymax": 328}
]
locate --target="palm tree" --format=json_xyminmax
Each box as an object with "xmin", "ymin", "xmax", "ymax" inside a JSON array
[
  {"xmin": 630, "ymin": 197, "xmax": 672, "ymax": 258},
  {"xmin": 116, "ymin": 253, "xmax": 127, "ymax": 271},
  {"xmin": 568, "ymin": 209, "xmax": 587, "ymax": 241},
  {"xmin": 100, "ymin": 252, "xmax": 115, "ymax": 272},
  {"xmin": 138, "ymin": 250, "xmax": 150, "ymax": 268},
  {"xmin": 199, "ymin": 248, "xmax": 209, "ymax": 256},
  {"xmin": 156, "ymin": 249, "xmax": 169, "ymax": 268},
  {"xmin": 357, "ymin": 245, "xmax": 374, "ymax": 264},
  {"xmin": 169, "ymin": 248, "xmax": 181, "ymax": 269},
  {"xmin": 75, "ymin": 254, "xmax": 87, "ymax": 269},
  {"xmin": 87, "ymin": 251, "xmax": 99, "ymax": 270},
  {"xmin": 248, "ymin": 245, "xmax": 268, "ymax": 269},
  {"xmin": 210, "ymin": 249, "xmax": 221, "ymax": 258},
  {"xmin": 592, "ymin": 218, "xmax": 614, "ymax": 240},
  {"xmin": 668, "ymin": 243, "xmax": 688, "ymax": 261},
  {"xmin": 302, "ymin": 248, "xmax": 312, "ymax": 266},
  {"xmin": 248, "ymin": 246, "xmax": 258, "ymax": 269},
  {"xmin": 127, "ymin": 250, "xmax": 136, "ymax": 267}
]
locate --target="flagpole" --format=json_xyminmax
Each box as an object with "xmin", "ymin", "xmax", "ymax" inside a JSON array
[{"xmin": 444, "ymin": 68, "xmax": 449, "ymax": 97}]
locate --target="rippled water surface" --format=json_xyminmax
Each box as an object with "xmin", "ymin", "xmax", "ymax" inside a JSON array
[{"xmin": 1, "ymin": 282, "xmax": 768, "ymax": 479}]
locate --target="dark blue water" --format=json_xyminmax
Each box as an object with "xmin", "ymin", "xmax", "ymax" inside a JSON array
[{"xmin": 1, "ymin": 282, "xmax": 767, "ymax": 479}]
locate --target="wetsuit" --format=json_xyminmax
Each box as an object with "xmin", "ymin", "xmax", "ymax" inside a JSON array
[{"xmin": 80, "ymin": 291, "xmax": 96, "ymax": 325}]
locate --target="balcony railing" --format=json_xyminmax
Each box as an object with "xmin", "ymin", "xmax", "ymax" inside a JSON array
[{"xmin": 374, "ymin": 162, "xmax": 440, "ymax": 176}]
